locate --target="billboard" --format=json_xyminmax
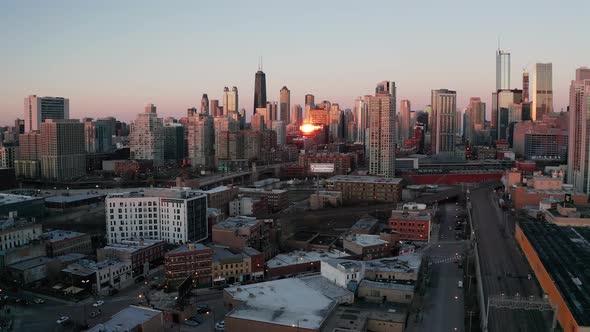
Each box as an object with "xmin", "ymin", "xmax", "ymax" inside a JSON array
[{"xmin": 310, "ymin": 163, "xmax": 335, "ymax": 174}]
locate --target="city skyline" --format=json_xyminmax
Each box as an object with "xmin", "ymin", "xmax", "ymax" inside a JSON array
[{"xmin": 2, "ymin": 0, "xmax": 590, "ymax": 125}]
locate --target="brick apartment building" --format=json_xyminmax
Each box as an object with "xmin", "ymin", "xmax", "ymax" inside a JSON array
[
  {"xmin": 298, "ymin": 152, "xmax": 354, "ymax": 175},
  {"xmin": 388, "ymin": 206, "xmax": 432, "ymax": 242},
  {"xmin": 212, "ymin": 216, "xmax": 279, "ymax": 260},
  {"xmin": 164, "ymin": 243, "xmax": 213, "ymax": 286},
  {"xmin": 44, "ymin": 230, "xmax": 93, "ymax": 257},
  {"xmin": 343, "ymin": 234, "xmax": 393, "ymax": 260},
  {"xmin": 325, "ymin": 175, "xmax": 402, "ymax": 204},
  {"xmin": 97, "ymin": 238, "xmax": 166, "ymax": 276}
]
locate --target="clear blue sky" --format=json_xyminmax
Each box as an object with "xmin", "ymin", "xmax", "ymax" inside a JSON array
[{"xmin": 1, "ymin": 0, "xmax": 589, "ymax": 124}]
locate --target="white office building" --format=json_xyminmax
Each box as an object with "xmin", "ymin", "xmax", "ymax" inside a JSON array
[{"xmin": 105, "ymin": 188, "xmax": 208, "ymax": 245}]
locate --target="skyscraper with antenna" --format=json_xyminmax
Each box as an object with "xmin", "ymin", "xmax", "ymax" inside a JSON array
[
  {"xmin": 496, "ymin": 43, "xmax": 511, "ymax": 90},
  {"xmin": 253, "ymin": 57, "xmax": 267, "ymax": 115}
]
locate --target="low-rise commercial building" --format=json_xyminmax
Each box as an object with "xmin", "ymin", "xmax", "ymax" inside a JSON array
[
  {"xmin": 309, "ymin": 191, "xmax": 342, "ymax": 210},
  {"xmin": 543, "ymin": 204, "xmax": 590, "ymax": 226},
  {"xmin": 212, "ymin": 216, "xmax": 279, "ymax": 260},
  {"xmin": 6, "ymin": 256, "xmax": 56, "ymax": 285},
  {"xmin": 388, "ymin": 207, "xmax": 432, "ymax": 242},
  {"xmin": 357, "ymin": 279, "xmax": 415, "ymax": 304},
  {"xmin": 164, "ymin": 243, "xmax": 212, "ymax": 286},
  {"xmin": 229, "ymin": 196, "xmax": 268, "ymax": 217},
  {"xmin": 87, "ymin": 305, "xmax": 164, "ymax": 332},
  {"xmin": 97, "ymin": 238, "xmax": 166, "ymax": 276},
  {"xmin": 238, "ymin": 188, "xmax": 289, "ymax": 212},
  {"xmin": 0, "ymin": 193, "xmax": 45, "ymax": 218},
  {"xmin": 199, "ymin": 186, "xmax": 239, "ymax": 213},
  {"xmin": 511, "ymin": 179, "xmax": 587, "ymax": 209},
  {"xmin": 515, "ymin": 221, "xmax": 590, "ymax": 331},
  {"xmin": 325, "ymin": 175, "xmax": 403, "ymax": 204},
  {"xmin": 266, "ymin": 249, "xmax": 349, "ymax": 279},
  {"xmin": 0, "ymin": 214, "xmax": 42, "ymax": 251},
  {"xmin": 350, "ymin": 216, "xmax": 379, "ymax": 235},
  {"xmin": 298, "ymin": 152, "xmax": 354, "ymax": 175},
  {"xmin": 343, "ymin": 234, "xmax": 392, "ymax": 260},
  {"xmin": 62, "ymin": 259, "xmax": 133, "ymax": 296},
  {"xmin": 212, "ymin": 246, "xmax": 250, "ymax": 285},
  {"xmin": 223, "ymin": 278, "xmax": 338, "ymax": 332},
  {"xmin": 44, "ymin": 230, "xmax": 93, "ymax": 257}
]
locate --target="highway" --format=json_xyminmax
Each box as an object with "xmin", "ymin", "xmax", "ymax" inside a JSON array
[{"xmin": 469, "ymin": 188, "xmax": 552, "ymax": 331}]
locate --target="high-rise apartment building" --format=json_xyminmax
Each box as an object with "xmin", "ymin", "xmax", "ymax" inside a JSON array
[
  {"xmin": 496, "ymin": 49, "xmax": 511, "ymax": 90},
  {"xmin": 129, "ymin": 104, "xmax": 165, "ymax": 162},
  {"xmin": 39, "ymin": 119, "xmax": 85, "ymax": 180},
  {"xmin": 163, "ymin": 124, "xmax": 185, "ymax": 162},
  {"xmin": 368, "ymin": 81, "xmax": 396, "ymax": 178},
  {"xmin": 14, "ymin": 132, "xmax": 41, "ymax": 178},
  {"xmin": 399, "ymin": 100, "xmax": 411, "ymax": 140},
  {"xmin": 0, "ymin": 146, "xmax": 17, "ymax": 169},
  {"xmin": 105, "ymin": 188, "xmax": 208, "ymax": 245},
  {"xmin": 223, "ymin": 86, "xmax": 239, "ymax": 115},
  {"xmin": 271, "ymin": 120, "xmax": 286, "ymax": 146},
  {"xmin": 214, "ymin": 117, "xmax": 240, "ymax": 161},
  {"xmin": 532, "ymin": 63, "xmax": 553, "ymax": 120},
  {"xmin": 254, "ymin": 70, "xmax": 267, "ymax": 114},
  {"xmin": 23, "ymin": 95, "xmax": 70, "ymax": 133},
  {"xmin": 201, "ymin": 94, "xmax": 209, "ymax": 115},
  {"xmin": 431, "ymin": 89, "xmax": 457, "ymax": 154},
  {"xmin": 242, "ymin": 130, "xmax": 262, "ymax": 161},
  {"xmin": 187, "ymin": 115, "xmax": 214, "ymax": 169},
  {"xmin": 567, "ymin": 67, "xmax": 590, "ymax": 193},
  {"xmin": 279, "ymin": 86, "xmax": 290, "ymax": 124},
  {"xmin": 291, "ymin": 104, "xmax": 303, "ymax": 126},
  {"xmin": 354, "ymin": 97, "xmax": 368, "ymax": 144},
  {"xmin": 210, "ymin": 100, "xmax": 221, "ymax": 117}
]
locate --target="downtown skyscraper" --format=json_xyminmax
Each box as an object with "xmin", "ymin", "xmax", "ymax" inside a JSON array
[
  {"xmin": 496, "ymin": 48, "xmax": 511, "ymax": 90},
  {"xmin": 431, "ymin": 89, "xmax": 457, "ymax": 154},
  {"xmin": 368, "ymin": 81, "xmax": 396, "ymax": 178},
  {"xmin": 567, "ymin": 67, "xmax": 590, "ymax": 193},
  {"xmin": 279, "ymin": 86, "xmax": 290, "ymax": 124},
  {"xmin": 399, "ymin": 99, "xmax": 411, "ymax": 140},
  {"xmin": 253, "ymin": 67, "xmax": 267, "ymax": 114},
  {"xmin": 532, "ymin": 63, "xmax": 553, "ymax": 120}
]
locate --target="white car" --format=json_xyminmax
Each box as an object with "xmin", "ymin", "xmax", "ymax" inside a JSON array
[
  {"xmin": 215, "ymin": 321, "xmax": 225, "ymax": 330},
  {"xmin": 56, "ymin": 316, "xmax": 69, "ymax": 324},
  {"xmin": 92, "ymin": 300, "xmax": 105, "ymax": 307}
]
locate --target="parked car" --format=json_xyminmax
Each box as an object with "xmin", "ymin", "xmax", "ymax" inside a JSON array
[
  {"xmin": 33, "ymin": 298, "xmax": 45, "ymax": 304},
  {"xmin": 134, "ymin": 275, "xmax": 145, "ymax": 283},
  {"xmin": 56, "ymin": 316, "xmax": 70, "ymax": 324},
  {"xmin": 190, "ymin": 316, "xmax": 204, "ymax": 324},
  {"xmin": 184, "ymin": 319, "xmax": 200, "ymax": 326},
  {"xmin": 89, "ymin": 311, "xmax": 101, "ymax": 318},
  {"xmin": 215, "ymin": 320, "xmax": 225, "ymax": 330},
  {"xmin": 92, "ymin": 300, "xmax": 105, "ymax": 307},
  {"xmin": 457, "ymin": 281, "xmax": 464, "ymax": 288},
  {"xmin": 197, "ymin": 304, "xmax": 211, "ymax": 314}
]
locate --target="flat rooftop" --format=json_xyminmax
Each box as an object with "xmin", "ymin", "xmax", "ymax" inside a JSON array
[
  {"xmin": 213, "ymin": 216, "xmax": 258, "ymax": 229},
  {"xmin": 101, "ymin": 239, "xmax": 165, "ymax": 253},
  {"xmin": 345, "ymin": 234, "xmax": 389, "ymax": 247},
  {"xmin": 106, "ymin": 187, "xmax": 206, "ymax": 200},
  {"xmin": 321, "ymin": 301, "xmax": 407, "ymax": 332},
  {"xmin": 0, "ymin": 193, "xmax": 42, "ymax": 205},
  {"xmin": 365, "ymin": 253, "xmax": 422, "ymax": 274},
  {"xmin": 359, "ymin": 279, "xmax": 416, "ymax": 292},
  {"xmin": 267, "ymin": 249, "xmax": 349, "ymax": 268},
  {"xmin": 167, "ymin": 243, "xmax": 210, "ymax": 254},
  {"xmin": 44, "ymin": 230, "xmax": 87, "ymax": 242},
  {"xmin": 87, "ymin": 305, "xmax": 162, "ymax": 332},
  {"xmin": 300, "ymin": 275, "xmax": 354, "ymax": 301},
  {"xmin": 225, "ymin": 278, "xmax": 337, "ymax": 330},
  {"xmin": 518, "ymin": 221, "xmax": 590, "ymax": 326},
  {"xmin": 63, "ymin": 259, "xmax": 128, "ymax": 276},
  {"xmin": 350, "ymin": 217, "xmax": 379, "ymax": 231},
  {"xmin": 45, "ymin": 193, "xmax": 104, "ymax": 204},
  {"xmin": 202, "ymin": 185, "xmax": 231, "ymax": 194},
  {"xmin": 239, "ymin": 187, "xmax": 287, "ymax": 194},
  {"xmin": 8, "ymin": 256, "xmax": 53, "ymax": 271},
  {"xmin": 328, "ymin": 175, "xmax": 403, "ymax": 184}
]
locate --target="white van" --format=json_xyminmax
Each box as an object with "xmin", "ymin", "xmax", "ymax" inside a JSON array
[{"xmin": 457, "ymin": 281, "xmax": 463, "ymax": 288}]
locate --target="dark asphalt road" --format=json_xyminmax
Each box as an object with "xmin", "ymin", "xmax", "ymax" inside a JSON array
[{"xmin": 470, "ymin": 188, "xmax": 552, "ymax": 332}]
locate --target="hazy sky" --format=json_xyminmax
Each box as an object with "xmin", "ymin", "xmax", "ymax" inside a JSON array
[{"xmin": 1, "ymin": 0, "xmax": 589, "ymax": 125}]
